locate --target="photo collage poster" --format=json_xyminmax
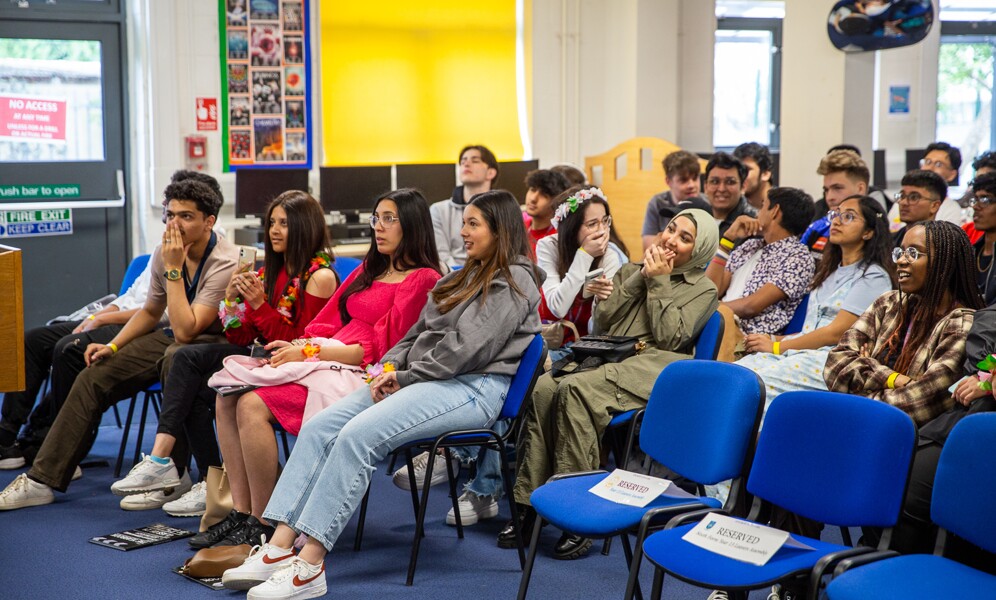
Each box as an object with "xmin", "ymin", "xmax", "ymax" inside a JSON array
[{"xmin": 220, "ymin": 0, "xmax": 311, "ymax": 169}]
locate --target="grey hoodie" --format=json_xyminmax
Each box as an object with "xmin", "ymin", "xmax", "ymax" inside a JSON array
[{"xmin": 382, "ymin": 257, "xmax": 543, "ymax": 387}]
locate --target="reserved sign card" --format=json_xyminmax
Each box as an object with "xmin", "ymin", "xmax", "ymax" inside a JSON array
[
  {"xmin": 588, "ymin": 469, "xmax": 672, "ymax": 507},
  {"xmin": 682, "ymin": 513, "xmax": 813, "ymax": 566}
]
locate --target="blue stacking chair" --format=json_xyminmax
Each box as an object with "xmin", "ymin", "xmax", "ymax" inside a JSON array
[
  {"xmin": 516, "ymin": 360, "xmax": 764, "ymax": 600},
  {"xmin": 637, "ymin": 391, "xmax": 917, "ymax": 600},
  {"xmin": 782, "ymin": 293, "xmax": 809, "ymax": 335},
  {"xmin": 826, "ymin": 413, "xmax": 996, "ymax": 599},
  {"xmin": 332, "ymin": 255, "xmax": 362, "ymax": 282},
  {"xmin": 352, "ymin": 334, "xmax": 548, "ymax": 585}
]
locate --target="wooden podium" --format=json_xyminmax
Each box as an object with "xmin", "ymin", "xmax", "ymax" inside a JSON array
[{"xmin": 0, "ymin": 245, "xmax": 24, "ymax": 392}]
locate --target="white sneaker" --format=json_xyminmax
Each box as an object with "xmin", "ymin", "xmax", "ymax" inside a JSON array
[
  {"xmin": 707, "ymin": 592, "xmax": 729, "ymax": 600},
  {"xmin": 111, "ymin": 454, "xmax": 180, "ymax": 496},
  {"xmin": 163, "ymin": 480, "xmax": 206, "ymax": 517},
  {"xmin": 119, "ymin": 471, "xmax": 192, "ymax": 511},
  {"xmin": 445, "ymin": 490, "xmax": 499, "ymax": 526},
  {"xmin": 71, "ymin": 466, "xmax": 82, "ymax": 481},
  {"xmin": 392, "ymin": 452, "xmax": 460, "ymax": 491},
  {"xmin": 247, "ymin": 556, "xmax": 326, "ymax": 600},
  {"xmin": 222, "ymin": 541, "xmax": 297, "ymax": 590},
  {"xmin": 0, "ymin": 473, "xmax": 54, "ymax": 510}
]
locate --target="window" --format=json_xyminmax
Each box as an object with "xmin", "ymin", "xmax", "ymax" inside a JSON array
[{"xmin": 714, "ymin": 2, "xmax": 784, "ymax": 150}]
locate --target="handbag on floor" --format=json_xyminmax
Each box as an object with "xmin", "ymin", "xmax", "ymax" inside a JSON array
[
  {"xmin": 181, "ymin": 544, "xmax": 251, "ymax": 578},
  {"xmin": 200, "ymin": 465, "xmax": 233, "ymax": 532}
]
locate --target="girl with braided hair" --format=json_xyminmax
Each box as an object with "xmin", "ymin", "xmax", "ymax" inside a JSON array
[{"xmin": 824, "ymin": 219, "xmax": 984, "ymax": 426}]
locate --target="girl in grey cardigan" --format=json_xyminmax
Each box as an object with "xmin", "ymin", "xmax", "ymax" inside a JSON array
[{"xmin": 221, "ymin": 191, "xmax": 542, "ymax": 598}]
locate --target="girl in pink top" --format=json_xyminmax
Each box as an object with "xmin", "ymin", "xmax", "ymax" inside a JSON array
[{"xmin": 214, "ymin": 188, "xmax": 442, "ymax": 532}]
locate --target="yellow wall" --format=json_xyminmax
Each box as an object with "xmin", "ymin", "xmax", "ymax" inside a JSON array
[{"xmin": 321, "ymin": 1, "xmax": 527, "ymax": 165}]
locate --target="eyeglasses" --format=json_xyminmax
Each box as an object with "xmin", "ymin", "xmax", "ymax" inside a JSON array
[
  {"xmin": 920, "ymin": 157, "xmax": 952, "ymax": 170},
  {"xmin": 827, "ymin": 210, "xmax": 860, "ymax": 225},
  {"xmin": 970, "ymin": 194, "xmax": 996, "ymax": 208},
  {"xmin": 891, "ymin": 246, "xmax": 929, "ymax": 263},
  {"xmin": 582, "ymin": 215, "xmax": 612, "ymax": 230},
  {"xmin": 706, "ymin": 177, "xmax": 740, "ymax": 188},
  {"xmin": 368, "ymin": 214, "xmax": 400, "ymax": 228},
  {"xmin": 893, "ymin": 191, "xmax": 936, "ymax": 204}
]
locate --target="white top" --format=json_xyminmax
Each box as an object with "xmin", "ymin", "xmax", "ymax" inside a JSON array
[
  {"xmin": 887, "ymin": 196, "xmax": 964, "ymax": 230},
  {"xmin": 110, "ymin": 262, "xmax": 153, "ymax": 311},
  {"xmin": 535, "ymin": 234, "xmax": 622, "ymax": 318}
]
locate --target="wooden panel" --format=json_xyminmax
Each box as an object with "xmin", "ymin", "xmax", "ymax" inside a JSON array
[
  {"xmin": 0, "ymin": 246, "xmax": 25, "ymax": 392},
  {"xmin": 585, "ymin": 137, "xmax": 707, "ymax": 262}
]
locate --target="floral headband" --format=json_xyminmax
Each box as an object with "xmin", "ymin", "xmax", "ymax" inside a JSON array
[{"xmin": 551, "ymin": 187, "xmax": 607, "ymax": 230}]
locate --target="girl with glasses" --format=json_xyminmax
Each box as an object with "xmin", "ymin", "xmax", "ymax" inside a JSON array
[
  {"xmin": 197, "ymin": 189, "xmax": 442, "ymax": 548},
  {"xmin": 736, "ymin": 195, "xmax": 895, "ymax": 422}
]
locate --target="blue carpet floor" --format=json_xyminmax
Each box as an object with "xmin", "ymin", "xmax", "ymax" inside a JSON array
[{"xmin": 0, "ymin": 411, "xmax": 807, "ymax": 599}]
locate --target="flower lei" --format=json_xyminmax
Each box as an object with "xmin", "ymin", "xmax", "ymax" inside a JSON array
[
  {"xmin": 551, "ymin": 187, "xmax": 607, "ymax": 230},
  {"xmin": 218, "ymin": 298, "xmax": 247, "ymax": 331},
  {"xmin": 364, "ymin": 361, "xmax": 395, "ymax": 384},
  {"xmin": 264, "ymin": 252, "xmax": 334, "ymax": 326},
  {"xmin": 975, "ymin": 354, "xmax": 996, "ymax": 391}
]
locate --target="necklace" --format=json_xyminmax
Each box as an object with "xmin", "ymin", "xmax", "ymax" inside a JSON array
[{"xmin": 978, "ymin": 248, "xmax": 993, "ymax": 273}]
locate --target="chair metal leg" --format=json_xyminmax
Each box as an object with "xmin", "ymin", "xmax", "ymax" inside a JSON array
[
  {"xmin": 499, "ymin": 447, "xmax": 526, "ymax": 568},
  {"xmin": 353, "ymin": 484, "xmax": 370, "ymax": 551},
  {"xmin": 841, "ymin": 525, "xmax": 853, "ymax": 547},
  {"xmin": 515, "ymin": 515, "xmax": 545, "ymax": 600},
  {"xmin": 651, "ymin": 567, "xmax": 665, "ymax": 600},
  {"xmin": 279, "ymin": 430, "xmax": 291, "ymax": 462},
  {"xmin": 619, "ymin": 534, "xmax": 644, "ymax": 600},
  {"xmin": 386, "ymin": 453, "xmax": 397, "ymax": 476},
  {"xmin": 133, "ymin": 392, "xmax": 152, "ymax": 467},
  {"xmin": 405, "ymin": 446, "xmax": 438, "ymax": 585},
  {"xmin": 112, "ymin": 404, "xmax": 122, "ymax": 429},
  {"xmin": 404, "ymin": 450, "xmax": 421, "ymax": 525},
  {"xmin": 443, "ymin": 447, "xmax": 464, "ymax": 539},
  {"xmin": 114, "ymin": 396, "xmax": 138, "ymax": 477},
  {"xmin": 150, "ymin": 392, "xmax": 161, "ymax": 418}
]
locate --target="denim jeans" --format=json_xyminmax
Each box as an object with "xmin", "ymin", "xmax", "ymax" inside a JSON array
[
  {"xmin": 263, "ymin": 373, "xmax": 510, "ymax": 551},
  {"xmin": 450, "ymin": 419, "xmax": 510, "ymax": 499}
]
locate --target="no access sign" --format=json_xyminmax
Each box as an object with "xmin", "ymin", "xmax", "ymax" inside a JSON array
[{"xmin": 0, "ymin": 94, "xmax": 67, "ymax": 142}]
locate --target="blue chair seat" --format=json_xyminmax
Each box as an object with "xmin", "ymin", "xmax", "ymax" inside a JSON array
[
  {"xmin": 531, "ymin": 473, "xmax": 720, "ymax": 537},
  {"xmin": 608, "ymin": 410, "xmax": 637, "ymax": 428},
  {"xmin": 643, "ymin": 520, "xmax": 848, "ymax": 590},
  {"xmin": 827, "ymin": 554, "xmax": 996, "ymax": 599}
]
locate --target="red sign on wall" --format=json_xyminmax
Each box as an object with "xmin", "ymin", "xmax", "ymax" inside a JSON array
[
  {"xmin": 196, "ymin": 97, "xmax": 219, "ymax": 131},
  {"xmin": 0, "ymin": 94, "xmax": 67, "ymax": 142}
]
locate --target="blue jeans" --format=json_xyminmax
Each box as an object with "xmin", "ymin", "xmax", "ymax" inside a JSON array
[
  {"xmin": 450, "ymin": 419, "xmax": 510, "ymax": 499},
  {"xmin": 263, "ymin": 373, "xmax": 510, "ymax": 551}
]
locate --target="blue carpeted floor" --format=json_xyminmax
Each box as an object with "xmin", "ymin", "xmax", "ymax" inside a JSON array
[{"xmin": 0, "ymin": 410, "xmax": 794, "ymax": 599}]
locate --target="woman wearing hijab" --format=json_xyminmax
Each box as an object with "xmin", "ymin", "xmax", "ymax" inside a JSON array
[{"xmin": 501, "ymin": 208, "xmax": 720, "ymax": 558}]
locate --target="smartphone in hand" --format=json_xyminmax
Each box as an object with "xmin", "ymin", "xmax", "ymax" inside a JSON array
[
  {"xmin": 585, "ymin": 267, "xmax": 605, "ymax": 283},
  {"xmin": 238, "ymin": 247, "xmax": 257, "ymax": 273}
]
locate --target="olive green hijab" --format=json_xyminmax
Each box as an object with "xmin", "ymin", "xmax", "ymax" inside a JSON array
[{"xmin": 665, "ymin": 208, "xmax": 719, "ymax": 275}]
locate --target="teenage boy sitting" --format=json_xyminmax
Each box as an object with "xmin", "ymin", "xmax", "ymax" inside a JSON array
[
  {"xmin": 522, "ymin": 168, "xmax": 570, "ymax": 255},
  {"xmin": 0, "ymin": 179, "xmax": 238, "ymax": 510},
  {"xmin": 707, "ymin": 187, "xmax": 816, "ymax": 335},
  {"xmin": 892, "ymin": 169, "xmax": 948, "ymax": 246}
]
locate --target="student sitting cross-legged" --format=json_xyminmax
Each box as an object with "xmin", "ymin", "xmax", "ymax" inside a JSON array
[{"xmin": 218, "ymin": 190, "xmax": 541, "ymax": 598}]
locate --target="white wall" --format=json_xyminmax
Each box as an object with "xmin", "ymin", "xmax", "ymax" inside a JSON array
[{"xmin": 132, "ymin": 0, "xmax": 944, "ymax": 246}]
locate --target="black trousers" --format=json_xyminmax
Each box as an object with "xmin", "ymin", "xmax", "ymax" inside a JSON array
[
  {"xmin": 0, "ymin": 320, "xmax": 122, "ymax": 445},
  {"xmin": 158, "ymin": 343, "xmax": 250, "ymax": 480}
]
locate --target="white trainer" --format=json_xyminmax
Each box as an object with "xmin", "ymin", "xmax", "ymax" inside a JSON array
[
  {"xmin": 163, "ymin": 480, "xmax": 206, "ymax": 517},
  {"xmin": 392, "ymin": 452, "xmax": 460, "ymax": 491},
  {"xmin": 119, "ymin": 471, "xmax": 192, "ymax": 511},
  {"xmin": 111, "ymin": 454, "xmax": 180, "ymax": 496},
  {"xmin": 707, "ymin": 592, "xmax": 729, "ymax": 600},
  {"xmin": 445, "ymin": 490, "xmax": 499, "ymax": 526},
  {"xmin": 0, "ymin": 473, "xmax": 54, "ymax": 511},
  {"xmin": 247, "ymin": 556, "xmax": 326, "ymax": 600},
  {"xmin": 222, "ymin": 541, "xmax": 297, "ymax": 590}
]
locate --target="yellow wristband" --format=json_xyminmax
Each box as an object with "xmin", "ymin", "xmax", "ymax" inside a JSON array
[
  {"xmin": 886, "ymin": 372, "xmax": 900, "ymax": 389},
  {"xmin": 720, "ymin": 237, "xmax": 735, "ymax": 250},
  {"xmin": 87, "ymin": 314, "xmax": 96, "ymax": 320},
  {"xmin": 773, "ymin": 341, "xmax": 781, "ymax": 355},
  {"xmin": 108, "ymin": 343, "xmax": 119, "ymax": 354}
]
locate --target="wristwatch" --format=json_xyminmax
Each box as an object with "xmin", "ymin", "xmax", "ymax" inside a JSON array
[{"xmin": 164, "ymin": 268, "xmax": 182, "ymax": 281}]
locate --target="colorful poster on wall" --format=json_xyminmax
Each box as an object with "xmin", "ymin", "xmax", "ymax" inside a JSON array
[{"xmin": 219, "ymin": 0, "xmax": 311, "ymax": 170}]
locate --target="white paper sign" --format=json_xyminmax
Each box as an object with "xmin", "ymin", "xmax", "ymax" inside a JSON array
[
  {"xmin": 681, "ymin": 513, "xmax": 814, "ymax": 566},
  {"xmin": 588, "ymin": 469, "xmax": 672, "ymax": 507}
]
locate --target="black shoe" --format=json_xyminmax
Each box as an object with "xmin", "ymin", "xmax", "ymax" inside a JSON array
[
  {"xmin": 188, "ymin": 510, "xmax": 248, "ymax": 549},
  {"xmin": 497, "ymin": 505, "xmax": 537, "ymax": 549},
  {"xmin": 553, "ymin": 532, "xmax": 592, "ymax": 560},
  {"xmin": 213, "ymin": 515, "xmax": 275, "ymax": 547},
  {"xmin": 0, "ymin": 444, "xmax": 25, "ymax": 470}
]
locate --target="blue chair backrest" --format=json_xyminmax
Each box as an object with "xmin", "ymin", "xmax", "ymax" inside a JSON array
[
  {"xmin": 333, "ymin": 256, "xmax": 362, "ymax": 282},
  {"xmin": 932, "ymin": 413, "xmax": 996, "ymax": 552},
  {"xmin": 692, "ymin": 311, "xmax": 724, "ymax": 360},
  {"xmin": 119, "ymin": 254, "xmax": 152, "ymax": 296},
  {"xmin": 640, "ymin": 361, "xmax": 764, "ymax": 486},
  {"xmin": 782, "ymin": 293, "xmax": 809, "ymax": 335},
  {"xmin": 748, "ymin": 391, "xmax": 916, "ymax": 528},
  {"xmin": 498, "ymin": 334, "xmax": 547, "ymax": 421}
]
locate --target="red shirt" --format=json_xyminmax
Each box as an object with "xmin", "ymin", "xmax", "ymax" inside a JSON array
[{"xmin": 225, "ymin": 268, "xmax": 331, "ymax": 346}]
